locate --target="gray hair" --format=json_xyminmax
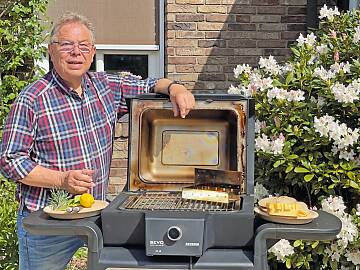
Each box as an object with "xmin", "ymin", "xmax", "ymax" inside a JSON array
[{"xmin": 50, "ymin": 12, "xmax": 95, "ymax": 43}]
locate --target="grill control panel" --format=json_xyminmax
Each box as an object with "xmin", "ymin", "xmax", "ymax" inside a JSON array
[{"xmin": 145, "ymin": 213, "xmax": 205, "ymax": 256}]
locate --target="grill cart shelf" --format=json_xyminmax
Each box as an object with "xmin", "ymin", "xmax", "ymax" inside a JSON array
[{"xmin": 23, "ymin": 210, "xmax": 341, "ymax": 270}]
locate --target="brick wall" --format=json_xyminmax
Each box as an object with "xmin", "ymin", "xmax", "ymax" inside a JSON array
[{"xmin": 165, "ymin": 0, "xmax": 308, "ymax": 92}]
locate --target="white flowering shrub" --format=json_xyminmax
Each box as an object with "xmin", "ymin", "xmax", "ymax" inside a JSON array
[{"xmin": 232, "ymin": 5, "xmax": 360, "ymax": 270}]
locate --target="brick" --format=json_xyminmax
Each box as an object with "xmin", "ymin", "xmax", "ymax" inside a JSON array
[
  {"xmin": 167, "ymin": 47, "xmax": 175, "ymax": 55},
  {"xmin": 176, "ymin": 0, "xmax": 204, "ymax": 3},
  {"xmin": 197, "ymin": 56, "xmax": 228, "ymax": 64},
  {"xmin": 255, "ymin": 32, "xmax": 281, "ymax": 40},
  {"xmin": 287, "ymin": 23, "xmax": 306, "ymax": 31},
  {"xmin": 176, "ymin": 65, "xmax": 197, "ymax": 73},
  {"xmin": 229, "ymin": 5, "xmax": 256, "ymax": 14},
  {"xmin": 281, "ymin": 31, "xmax": 304, "ymax": 40},
  {"xmin": 198, "ymin": 39, "xmax": 226, "ymax": 48},
  {"xmin": 166, "ymin": 13, "xmax": 176, "ymax": 22},
  {"xmin": 228, "ymin": 23, "xmax": 256, "ymax": 31},
  {"xmin": 220, "ymin": 31, "xmax": 257, "ymax": 39},
  {"xmin": 197, "ymin": 22, "xmax": 225, "ymax": 31},
  {"xmin": 205, "ymin": 48, "xmax": 235, "ymax": 56},
  {"xmin": 167, "ymin": 4, "xmax": 197, "ymax": 13},
  {"xmin": 111, "ymin": 159, "xmax": 128, "ymax": 168},
  {"xmin": 176, "ymin": 31, "xmax": 205, "ymax": 39},
  {"xmin": 228, "ymin": 56, "xmax": 259, "ymax": 64},
  {"xmin": 206, "ymin": 14, "xmax": 232, "ymax": 22},
  {"xmin": 175, "ymin": 14, "xmax": 204, "ymax": 22},
  {"xmin": 251, "ymin": 0, "xmax": 279, "ymax": 4},
  {"xmin": 174, "ymin": 73, "xmax": 199, "ymax": 81},
  {"xmin": 257, "ymin": 40, "xmax": 287, "ymax": 48},
  {"xmin": 205, "ymin": 32, "xmax": 221, "ymax": 38},
  {"xmin": 166, "ymin": 30, "xmax": 176, "ymax": 39},
  {"xmin": 167, "ymin": 57, "xmax": 197, "ymax": 64},
  {"xmin": 109, "ymin": 168, "xmax": 128, "ymax": 178},
  {"xmin": 198, "ymin": 73, "xmax": 226, "ymax": 81},
  {"xmin": 263, "ymin": 48, "xmax": 291, "ymax": 56},
  {"xmin": 167, "ymin": 22, "xmax": 196, "ymax": 30},
  {"xmin": 281, "ymin": 15, "xmax": 306, "ymax": 23},
  {"xmin": 257, "ymin": 23, "xmax": 286, "ymax": 31},
  {"xmin": 202, "ymin": 64, "xmax": 222, "ymax": 72},
  {"xmin": 166, "ymin": 64, "xmax": 176, "ymax": 73},
  {"xmin": 175, "ymin": 47, "xmax": 206, "ymax": 56},
  {"xmin": 205, "ymin": 0, "xmax": 221, "ymax": 3},
  {"xmin": 235, "ymin": 15, "xmax": 251, "ymax": 23},
  {"xmin": 228, "ymin": 39, "xmax": 257, "ymax": 48},
  {"xmin": 257, "ymin": 6, "xmax": 286, "ymax": 14},
  {"xmin": 251, "ymin": 15, "xmax": 281, "ymax": 23},
  {"xmin": 280, "ymin": 0, "xmax": 306, "ymax": 5},
  {"xmin": 167, "ymin": 39, "xmax": 198, "ymax": 47},
  {"xmin": 197, "ymin": 6, "xmax": 227, "ymax": 13},
  {"xmin": 222, "ymin": 0, "xmax": 250, "ymax": 4},
  {"xmin": 233, "ymin": 48, "xmax": 263, "ymax": 55},
  {"xmin": 287, "ymin": 6, "xmax": 307, "ymax": 14}
]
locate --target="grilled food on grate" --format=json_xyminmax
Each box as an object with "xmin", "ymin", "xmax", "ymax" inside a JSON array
[{"xmin": 181, "ymin": 187, "xmax": 230, "ymax": 203}]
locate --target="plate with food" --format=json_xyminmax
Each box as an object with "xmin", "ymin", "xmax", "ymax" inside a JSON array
[
  {"xmin": 43, "ymin": 190, "xmax": 109, "ymax": 219},
  {"xmin": 256, "ymin": 196, "xmax": 318, "ymax": 224}
]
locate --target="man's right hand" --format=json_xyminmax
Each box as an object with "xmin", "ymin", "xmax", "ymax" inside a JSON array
[{"xmin": 61, "ymin": 169, "xmax": 96, "ymax": 194}]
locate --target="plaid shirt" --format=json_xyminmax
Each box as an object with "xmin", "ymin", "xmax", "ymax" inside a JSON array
[{"xmin": 0, "ymin": 70, "xmax": 157, "ymax": 211}]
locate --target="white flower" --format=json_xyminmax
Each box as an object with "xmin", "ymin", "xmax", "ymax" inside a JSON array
[
  {"xmin": 255, "ymin": 133, "xmax": 285, "ymax": 155},
  {"xmin": 319, "ymin": 4, "xmax": 340, "ymax": 21},
  {"xmin": 313, "ymin": 66, "xmax": 336, "ymax": 81},
  {"xmin": 321, "ymin": 195, "xmax": 347, "ymax": 217},
  {"xmin": 228, "ymin": 85, "xmax": 242, "ymax": 94},
  {"xmin": 356, "ymin": 204, "xmax": 360, "ymax": 216},
  {"xmin": 254, "ymin": 183, "xmax": 269, "ymax": 202},
  {"xmin": 296, "ymin": 33, "xmax": 306, "ymax": 46},
  {"xmin": 268, "ymin": 239, "xmax": 295, "ymax": 262},
  {"xmin": 346, "ymin": 250, "xmax": 360, "ymax": 265},
  {"xmin": 234, "ymin": 64, "xmax": 252, "ymax": 78},
  {"xmin": 331, "ymin": 82, "xmax": 359, "ymax": 104},
  {"xmin": 353, "ymin": 26, "xmax": 360, "ymax": 43},
  {"xmin": 316, "ymin": 44, "xmax": 328, "ymax": 55},
  {"xmin": 259, "ymin": 55, "xmax": 281, "ymax": 75}
]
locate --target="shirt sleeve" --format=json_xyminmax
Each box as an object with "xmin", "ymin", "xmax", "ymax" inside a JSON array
[
  {"xmin": 0, "ymin": 94, "xmax": 38, "ymax": 181},
  {"xmin": 107, "ymin": 73, "xmax": 158, "ymax": 115}
]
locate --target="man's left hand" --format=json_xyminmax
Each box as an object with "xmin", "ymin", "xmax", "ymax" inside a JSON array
[{"xmin": 168, "ymin": 84, "xmax": 195, "ymax": 118}]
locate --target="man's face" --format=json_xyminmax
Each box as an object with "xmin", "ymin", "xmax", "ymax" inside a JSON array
[{"xmin": 48, "ymin": 22, "xmax": 95, "ymax": 83}]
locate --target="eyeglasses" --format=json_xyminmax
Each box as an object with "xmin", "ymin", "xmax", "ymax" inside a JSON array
[{"xmin": 52, "ymin": 41, "xmax": 93, "ymax": 53}]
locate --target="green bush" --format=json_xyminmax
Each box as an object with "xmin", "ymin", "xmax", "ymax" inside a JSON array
[
  {"xmin": 0, "ymin": 176, "xmax": 18, "ymax": 270},
  {"xmin": 230, "ymin": 5, "xmax": 359, "ymax": 270}
]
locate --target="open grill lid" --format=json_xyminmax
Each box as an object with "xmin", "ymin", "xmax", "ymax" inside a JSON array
[{"xmin": 125, "ymin": 94, "xmax": 255, "ymax": 194}]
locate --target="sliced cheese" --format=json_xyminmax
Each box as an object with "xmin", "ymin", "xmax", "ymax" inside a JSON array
[
  {"xmin": 266, "ymin": 202, "xmax": 309, "ymax": 217},
  {"xmin": 181, "ymin": 189, "xmax": 229, "ymax": 203}
]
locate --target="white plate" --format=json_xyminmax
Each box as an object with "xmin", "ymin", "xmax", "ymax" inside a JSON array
[
  {"xmin": 254, "ymin": 207, "xmax": 319, "ymax": 225},
  {"xmin": 43, "ymin": 200, "xmax": 109, "ymax": 220}
]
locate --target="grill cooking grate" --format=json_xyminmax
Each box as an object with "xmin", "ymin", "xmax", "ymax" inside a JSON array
[{"xmin": 118, "ymin": 192, "xmax": 240, "ymax": 211}]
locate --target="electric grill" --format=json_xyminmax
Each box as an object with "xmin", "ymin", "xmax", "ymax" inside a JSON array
[{"xmin": 101, "ymin": 94, "xmax": 256, "ymax": 256}]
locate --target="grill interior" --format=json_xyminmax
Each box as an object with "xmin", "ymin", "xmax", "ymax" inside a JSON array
[{"xmin": 119, "ymin": 192, "xmax": 241, "ymax": 212}]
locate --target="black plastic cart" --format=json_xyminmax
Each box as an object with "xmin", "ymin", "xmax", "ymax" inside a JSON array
[{"xmin": 23, "ymin": 210, "xmax": 341, "ymax": 270}]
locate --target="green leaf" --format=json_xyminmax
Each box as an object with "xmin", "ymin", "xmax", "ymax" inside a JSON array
[
  {"xmin": 285, "ymin": 164, "xmax": 294, "ymax": 173},
  {"xmin": 304, "ymin": 174, "xmax": 315, "ymax": 182},
  {"xmin": 294, "ymin": 167, "xmax": 310, "ymax": 173},
  {"xmin": 293, "ymin": 240, "xmax": 302, "ymax": 247},
  {"xmin": 287, "ymin": 154, "xmax": 299, "ymax": 159},
  {"xmin": 286, "ymin": 258, "xmax": 292, "ymax": 269}
]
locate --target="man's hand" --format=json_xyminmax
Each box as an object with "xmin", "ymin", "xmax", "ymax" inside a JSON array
[
  {"xmin": 61, "ymin": 169, "xmax": 96, "ymax": 194},
  {"xmin": 168, "ymin": 84, "xmax": 195, "ymax": 118}
]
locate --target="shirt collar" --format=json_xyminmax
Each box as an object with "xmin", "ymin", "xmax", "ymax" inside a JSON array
[{"xmin": 51, "ymin": 69, "xmax": 89, "ymax": 97}]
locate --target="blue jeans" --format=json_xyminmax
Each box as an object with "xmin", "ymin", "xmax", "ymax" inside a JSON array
[{"xmin": 17, "ymin": 207, "xmax": 85, "ymax": 270}]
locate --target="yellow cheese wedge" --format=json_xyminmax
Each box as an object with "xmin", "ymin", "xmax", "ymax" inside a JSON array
[
  {"xmin": 181, "ymin": 189, "xmax": 229, "ymax": 203},
  {"xmin": 266, "ymin": 201, "xmax": 309, "ymax": 217}
]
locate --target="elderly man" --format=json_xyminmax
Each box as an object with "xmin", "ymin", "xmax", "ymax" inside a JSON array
[{"xmin": 0, "ymin": 12, "xmax": 195, "ymax": 270}]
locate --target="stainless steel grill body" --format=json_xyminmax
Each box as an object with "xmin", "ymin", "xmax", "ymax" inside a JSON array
[{"xmin": 101, "ymin": 94, "xmax": 255, "ymax": 256}]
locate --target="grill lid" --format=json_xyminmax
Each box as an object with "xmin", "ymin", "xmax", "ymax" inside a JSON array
[{"xmin": 126, "ymin": 94, "xmax": 255, "ymax": 194}]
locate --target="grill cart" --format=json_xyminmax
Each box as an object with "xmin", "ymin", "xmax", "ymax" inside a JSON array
[{"xmin": 23, "ymin": 94, "xmax": 341, "ymax": 270}]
